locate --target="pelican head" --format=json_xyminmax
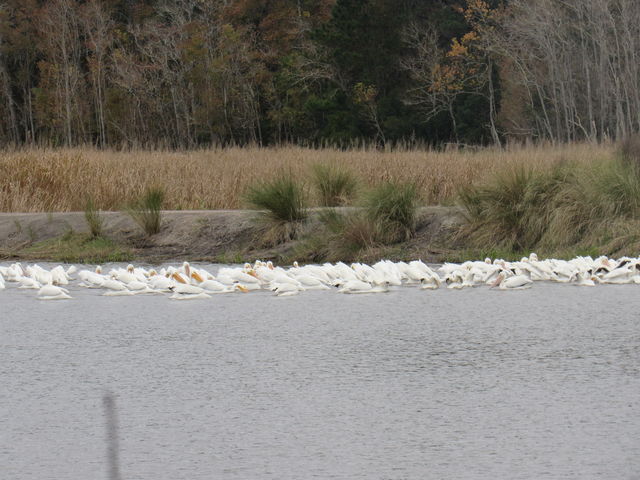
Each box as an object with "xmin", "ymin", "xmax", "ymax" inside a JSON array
[
  {"xmin": 127, "ymin": 264, "xmax": 134, "ymax": 273},
  {"xmin": 490, "ymin": 272, "xmax": 505, "ymax": 288},
  {"xmin": 171, "ymin": 272, "xmax": 187, "ymax": 284},
  {"xmin": 183, "ymin": 261, "xmax": 191, "ymax": 278},
  {"xmin": 95, "ymin": 265, "xmax": 102, "ymax": 274}
]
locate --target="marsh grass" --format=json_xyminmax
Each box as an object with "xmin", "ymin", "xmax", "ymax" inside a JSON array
[
  {"xmin": 0, "ymin": 143, "xmax": 614, "ymax": 212},
  {"xmin": 19, "ymin": 233, "xmax": 133, "ymax": 263},
  {"xmin": 128, "ymin": 187, "xmax": 165, "ymax": 236},
  {"xmin": 311, "ymin": 163, "xmax": 357, "ymax": 206},
  {"xmin": 459, "ymin": 154, "xmax": 640, "ymax": 254},
  {"xmin": 619, "ymin": 134, "xmax": 640, "ymax": 170},
  {"xmin": 364, "ymin": 181, "xmax": 419, "ymax": 243},
  {"xmin": 245, "ymin": 173, "xmax": 307, "ymax": 245},
  {"xmin": 84, "ymin": 196, "xmax": 103, "ymax": 238},
  {"xmin": 309, "ymin": 181, "xmax": 419, "ymax": 261}
]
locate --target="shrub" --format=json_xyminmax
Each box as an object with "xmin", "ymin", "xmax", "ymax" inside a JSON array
[
  {"xmin": 364, "ymin": 181, "xmax": 419, "ymax": 242},
  {"xmin": 459, "ymin": 165, "xmax": 571, "ymax": 250},
  {"xmin": 311, "ymin": 163, "xmax": 357, "ymax": 206},
  {"xmin": 245, "ymin": 173, "xmax": 307, "ymax": 244},
  {"xmin": 128, "ymin": 186, "xmax": 165, "ymax": 236},
  {"xmin": 312, "ymin": 209, "xmax": 385, "ymax": 261},
  {"xmin": 84, "ymin": 196, "xmax": 103, "ymax": 238},
  {"xmin": 459, "ymin": 158, "xmax": 640, "ymax": 253}
]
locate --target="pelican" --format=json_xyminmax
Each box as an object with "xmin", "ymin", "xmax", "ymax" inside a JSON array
[
  {"xmin": 170, "ymin": 283, "xmax": 205, "ymax": 295},
  {"xmin": 273, "ymin": 283, "xmax": 303, "ymax": 296},
  {"xmin": 491, "ymin": 273, "xmax": 533, "ymax": 290},
  {"xmin": 337, "ymin": 280, "xmax": 389, "ymax": 294},
  {"xmin": 169, "ymin": 292, "xmax": 211, "ymax": 300},
  {"xmin": 37, "ymin": 285, "xmax": 72, "ymax": 300}
]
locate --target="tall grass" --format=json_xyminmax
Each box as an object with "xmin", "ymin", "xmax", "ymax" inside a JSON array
[
  {"xmin": 244, "ymin": 173, "xmax": 307, "ymax": 244},
  {"xmin": 364, "ymin": 181, "xmax": 419, "ymax": 242},
  {"xmin": 84, "ymin": 196, "xmax": 103, "ymax": 238},
  {"xmin": 311, "ymin": 163, "xmax": 357, "ymax": 206},
  {"xmin": 309, "ymin": 181, "xmax": 420, "ymax": 260},
  {"xmin": 0, "ymin": 143, "xmax": 614, "ymax": 212},
  {"xmin": 459, "ymin": 154, "xmax": 640, "ymax": 253},
  {"xmin": 128, "ymin": 187, "xmax": 165, "ymax": 236}
]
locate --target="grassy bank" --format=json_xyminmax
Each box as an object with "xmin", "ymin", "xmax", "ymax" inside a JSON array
[
  {"xmin": 0, "ymin": 143, "xmax": 613, "ymax": 212},
  {"xmin": 458, "ymin": 143, "xmax": 640, "ymax": 258},
  {"xmin": 3, "ymin": 141, "xmax": 639, "ymax": 264}
]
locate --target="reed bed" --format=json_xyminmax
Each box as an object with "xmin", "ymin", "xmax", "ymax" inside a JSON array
[{"xmin": 0, "ymin": 143, "xmax": 614, "ymax": 212}]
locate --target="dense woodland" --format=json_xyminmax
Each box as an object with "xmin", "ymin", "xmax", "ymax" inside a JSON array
[{"xmin": 0, "ymin": 0, "xmax": 638, "ymax": 148}]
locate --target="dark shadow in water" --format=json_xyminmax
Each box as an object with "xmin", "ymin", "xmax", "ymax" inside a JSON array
[{"xmin": 103, "ymin": 392, "xmax": 122, "ymax": 480}]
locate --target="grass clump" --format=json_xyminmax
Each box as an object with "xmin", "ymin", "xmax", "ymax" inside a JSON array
[
  {"xmin": 19, "ymin": 233, "xmax": 133, "ymax": 263},
  {"xmin": 364, "ymin": 181, "xmax": 419, "ymax": 243},
  {"xmin": 305, "ymin": 182, "xmax": 419, "ymax": 261},
  {"xmin": 84, "ymin": 197, "xmax": 103, "ymax": 238},
  {"xmin": 128, "ymin": 186, "xmax": 165, "ymax": 236},
  {"xmin": 245, "ymin": 173, "xmax": 307, "ymax": 244},
  {"xmin": 459, "ymin": 165, "xmax": 571, "ymax": 250},
  {"xmin": 459, "ymin": 157, "xmax": 640, "ymax": 255},
  {"xmin": 311, "ymin": 163, "xmax": 357, "ymax": 206},
  {"xmin": 619, "ymin": 134, "xmax": 640, "ymax": 170}
]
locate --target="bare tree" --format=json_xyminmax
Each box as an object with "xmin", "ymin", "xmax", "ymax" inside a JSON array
[{"xmin": 81, "ymin": 0, "xmax": 114, "ymax": 147}]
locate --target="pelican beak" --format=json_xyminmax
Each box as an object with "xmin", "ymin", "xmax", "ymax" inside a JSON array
[
  {"xmin": 248, "ymin": 270, "xmax": 258, "ymax": 278},
  {"xmin": 172, "ymin": 272, "xmax": 187, "ymax": 284},
  {"xmin": 191, "ymin": 271, "xmax": 204, "ymax": 283},
  {"xmin": 490, "ymin": 275, "xmax": 503, "ymax": 288},
  {"xmin": 236, "ymin": 285, "xmax": 249, "ymax": 293}
]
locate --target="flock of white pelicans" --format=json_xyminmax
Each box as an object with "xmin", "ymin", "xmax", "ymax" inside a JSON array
[{"xmin": 1, "ymin": 253, "xmax": 640, "ymax": 300}]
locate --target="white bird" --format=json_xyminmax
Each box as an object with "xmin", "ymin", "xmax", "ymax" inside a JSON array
[
  {"xmin": 273, "ymin": 283, "xmax": 303, "ymax": 296},
  {"xmin": 37, "ymin": 285, "xmax": 72, "ymax": 300},
  {"xmin": 169, "ymin": 292, "xmax": 211, "ymax": 300},
  {"xmin": 492, "ymin": 273, "xmax": 533, "ymax": 290},
  {"xmin": 338, "ymin": 280, "xmax": 389, "ymax": 294},
  {"xmin": 170, "ymin": 283, "xmax": 205, "ymax": 295}
]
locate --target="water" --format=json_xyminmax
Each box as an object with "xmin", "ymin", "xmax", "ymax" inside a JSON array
[{"xmin": 2, "ymin": 267, "xmax": 640, "ymax": 479}]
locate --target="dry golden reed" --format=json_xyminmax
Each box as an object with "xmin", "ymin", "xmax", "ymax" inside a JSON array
[{"xmin": 0, "ymin": 143, "xmax": 614, "ymax": 212}]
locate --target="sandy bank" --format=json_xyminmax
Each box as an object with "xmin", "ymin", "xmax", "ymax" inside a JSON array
[{"xmin": 0, "ymin": 207, "xmax": 465, "ymax": 263}]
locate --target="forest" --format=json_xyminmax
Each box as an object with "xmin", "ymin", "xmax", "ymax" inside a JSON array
[{"xmin": 0, "ymin": 0, "xmax": 638, "ymax": 148}]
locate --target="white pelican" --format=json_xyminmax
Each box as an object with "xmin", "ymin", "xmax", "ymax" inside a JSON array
[
  {"xmin": 169, "ymin": 292, "xmax": 211, "ymax": 300},
  {"xmin": 37, "ymin": 285, "xmax": 72, "ymax": 300},
  {"xmin": 170, "ymin": 283, "xmax": 205, "ymax": 295},
  {"xmin": 273, "ymin": 283, "xmax": 303, "ymax": 296},
  {"xmin": 337, "ymin": 280, "xmax": 389, "ymax": 294},
  {"xmin": 491, "ymin": 273, "xmax": 533, "ymax": 290}
]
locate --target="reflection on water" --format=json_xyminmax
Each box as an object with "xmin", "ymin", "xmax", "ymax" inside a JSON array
[{"xmin": 1, "ymin": 268, "xmax": 640, "ymax": 479}]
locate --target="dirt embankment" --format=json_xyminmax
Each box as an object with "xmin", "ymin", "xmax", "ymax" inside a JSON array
[{"xmin": 0, "ymin": 207, "xmax": 465, "ymax": 264}]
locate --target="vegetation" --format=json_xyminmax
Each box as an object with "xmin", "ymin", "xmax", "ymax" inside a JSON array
[
  {"xmin": 245, "ymin": 173, "xmax": 307, "ymax": 244},
  {"xmin": 311, "ymin": 163, "xmax": 357, "ymax": 207},
  {"xmin": 18, "ymin": 233, "xmax": 132, "ymax": 264},
  {"xmin": 127, "ymin": 187, "xmax": 165, "ymax": 236},
  {"xmin": 0, "ymin": 143, "xmax": 613, "ymax": 212},
  {"xmin": 84, "ymin": 197, "xmax": 103, "ymax": 238},
  {"xmin": 0, "ymin": 1, "xmax": 638, "ymax": 148},
  {"xmin": 364, "ymin": 181, "xmax": 419, "ymax": 243},
  {"xmin": 298, "ymin": 180, "xmax": 420, "ymax": 261},
  {"xmin": 459, "ymin": 153, "xmax": 640, "ymax": 255}
]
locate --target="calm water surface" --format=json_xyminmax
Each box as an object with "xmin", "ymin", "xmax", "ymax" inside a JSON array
[{"xmin": 1, "ymin": 264, "xmax": 640, "ymax": 479}]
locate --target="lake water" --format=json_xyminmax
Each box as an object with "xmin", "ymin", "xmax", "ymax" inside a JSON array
[{"xmin": 1, "ymin": 266, "xmax": 640, "ymax": 479}]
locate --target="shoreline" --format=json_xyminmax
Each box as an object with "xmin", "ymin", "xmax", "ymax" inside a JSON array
[{"xmin": 0, "ymin": 207, "xmax": 466, "ymax": 264}]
